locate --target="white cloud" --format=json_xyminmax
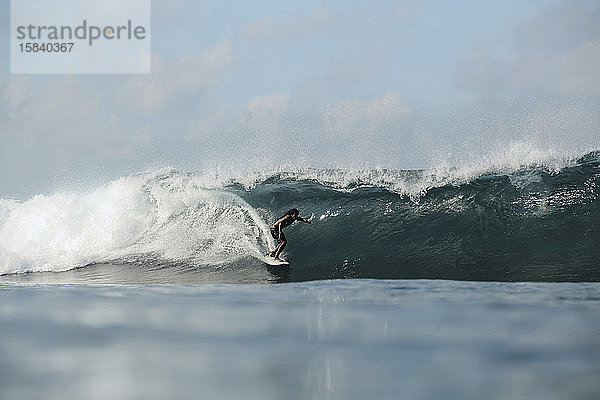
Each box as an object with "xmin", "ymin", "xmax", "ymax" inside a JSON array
[
  {"xmin": 246, "ymin": 93, "xmax": 290, "ymax": 118},
  {"xmin": 458, "ymin": 0, "xmax": 600, "ymax": 100},
  {"xmin": 365, "ymin": 92, "xmax": 413, "ymax": 121},
  {"xmin": 4, "ymin": 75, "xmax": 31, "ymax": 118},
  {"xmin": 314, "ymin": 92, "xmax": 416, "ymax": 166},
  {"xmin": 555, "ymin": 39, "xmax": 600, "ymax": 96},
  {"xmin": 181, "ymin": 90, "xmax": 416, "ymax": 170},
  {"xmin": 241, "ymin": 6, "xmax": 339, "ymax": 42},
  {"xmin": 118, "ymin": 38, "xmax": 234, "ymax": 114},
  {"xmin": 242, "ymin": 93, "xmax": 291, "ymax": 150},
  {"xmin": 325, "ymin": 92, "xmax": 413, "ymax": 136},
  {"xmin": 451, "ymin": 0, "xmax": 600, "ymax": 162},
  {"xmin": 1, "ymin": 37, "xmax": 234, "ymax": 127}
]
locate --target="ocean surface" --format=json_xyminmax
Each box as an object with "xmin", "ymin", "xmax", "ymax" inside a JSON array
[
  {"xmin": 1, "ymin": 151, "xmax": 599, "ymax": 398},
  {"xmin": 1, "ymin": 280, "xmax": 600, "ymax": 400}
]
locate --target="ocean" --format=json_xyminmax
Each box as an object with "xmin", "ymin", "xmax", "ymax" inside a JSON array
[{"xmin": 1, "ymin": 151, "xmax": 599, "ymax": 399}]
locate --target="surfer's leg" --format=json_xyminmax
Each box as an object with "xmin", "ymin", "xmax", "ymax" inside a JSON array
[
  {"xmin": 274, "ymin": 233, "xmax": 287, "ymax": 259},
  {"xmin": 270, "ymin": 229, "xmax": 282, "ymax": 257},
  {"xmin": 274, "ymin": 239, "xmax": 286, "ymax": 259}
]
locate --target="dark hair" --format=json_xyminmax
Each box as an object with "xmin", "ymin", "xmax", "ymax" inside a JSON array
[{"xmin": 287, "ymin": 208, "xmax": 299, "ymax": 216}]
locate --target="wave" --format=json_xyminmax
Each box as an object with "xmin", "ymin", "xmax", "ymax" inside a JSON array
[
  {"xmin": 0, "ymin": 173, "xmax": 273, "ymax": 275},
  {"xmin": 1, "ymin": 149, "xmax": 599, "ymax": 283}
]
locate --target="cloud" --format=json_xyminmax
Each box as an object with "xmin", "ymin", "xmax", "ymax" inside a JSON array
[
  {"xmin": 365, "ymin": 92, "xmax": 413, "ymax": 121},
  {"xmin": 118, "ymin": 37, "xmax": 234, "ymax": 114},
  {"xmin": 152, "ymin": 0, "xmax": 193, "ymax": 27},
  {"xmin": 458, "ymin": 0, "xmax": 600, "ymax": 100},
  {"xmin": 243, "ymin": 93, "xmax": 291, "ymax": 142},
  {"xmin": 1, "ymin": 37, "xmax": 234, "ymax": 140},
  {"xmin": 182, "ymin": 90, "xmax": 415, "ymax": 170},
  {"xmin": 316, "ymin": 92, "xmax": 415, "ymax": 166},
  {"xmin": 3, "ymin": 75, "xmax": 31, "ymax": 118},
  {"xmin": 324, "ymin": 92, "xmax": 413, "ymax": 134},
  {"xmin": 313, "ymin": 92, "xmax": 415, "ymax": 166},
  {"xmin": 515, "ymin": 0, "xmax": 599, "ymax": 54},
  {"xmin": 450, "ymin": 0, "xmax": 600, "ymax": 163},
  {"xmin": 246, "ymin": 93, "xmax": 290, "ymax": 118},
  {"xmin": 241, "ymin": 6, "xmax": 339, "ymax": 42}
]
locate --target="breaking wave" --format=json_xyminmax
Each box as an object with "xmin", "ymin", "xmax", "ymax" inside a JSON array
[{"xmin": 1, "ymin": 149, "xmax": 599, "ymax": 283}]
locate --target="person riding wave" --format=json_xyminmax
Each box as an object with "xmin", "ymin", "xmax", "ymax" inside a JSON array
[{"xmin": 269, "ymin": 208, "xmax": 311, "ymax": 261}]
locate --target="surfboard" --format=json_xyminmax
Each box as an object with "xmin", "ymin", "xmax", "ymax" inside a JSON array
[{"xmin": 264, "ymin": 255, "xmax": 289, "ymax": 266}]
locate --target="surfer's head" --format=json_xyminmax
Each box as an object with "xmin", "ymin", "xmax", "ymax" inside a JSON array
[{"xmin": 287, "ymin": 208, "xmax": 300, "ymax": 219}]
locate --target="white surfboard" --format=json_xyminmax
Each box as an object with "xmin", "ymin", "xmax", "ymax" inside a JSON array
[{"xmin": 264, "ymin": 255, "xmax": 290, "ymax": 266}]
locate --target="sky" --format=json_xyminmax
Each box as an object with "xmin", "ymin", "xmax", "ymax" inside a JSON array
[{"xmin": 1, "ymin": 0, "xmax": 599, "ymax": 198}]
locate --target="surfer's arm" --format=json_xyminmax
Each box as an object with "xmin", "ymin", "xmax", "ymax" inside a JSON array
[{"xmin": 297, "ymin": 216, "xmax": 311, "ymax": 224}]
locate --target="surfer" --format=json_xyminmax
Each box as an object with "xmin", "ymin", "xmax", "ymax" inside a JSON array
[{"xmin": 269, "ymin": 208, "xmax": 311, "ymax": 261}]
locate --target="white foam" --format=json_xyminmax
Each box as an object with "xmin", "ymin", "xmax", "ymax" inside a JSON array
[
  {"xmin": 182, "ymin": 141, "xmax": 578, "ymax": 199},
  {"xmin": 0, "ymin": 172, "xmax": 273, "ymax": 274},
  {"xmin": 225, "ymin": 141, "xmax": 574, "ymax": 200}
]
